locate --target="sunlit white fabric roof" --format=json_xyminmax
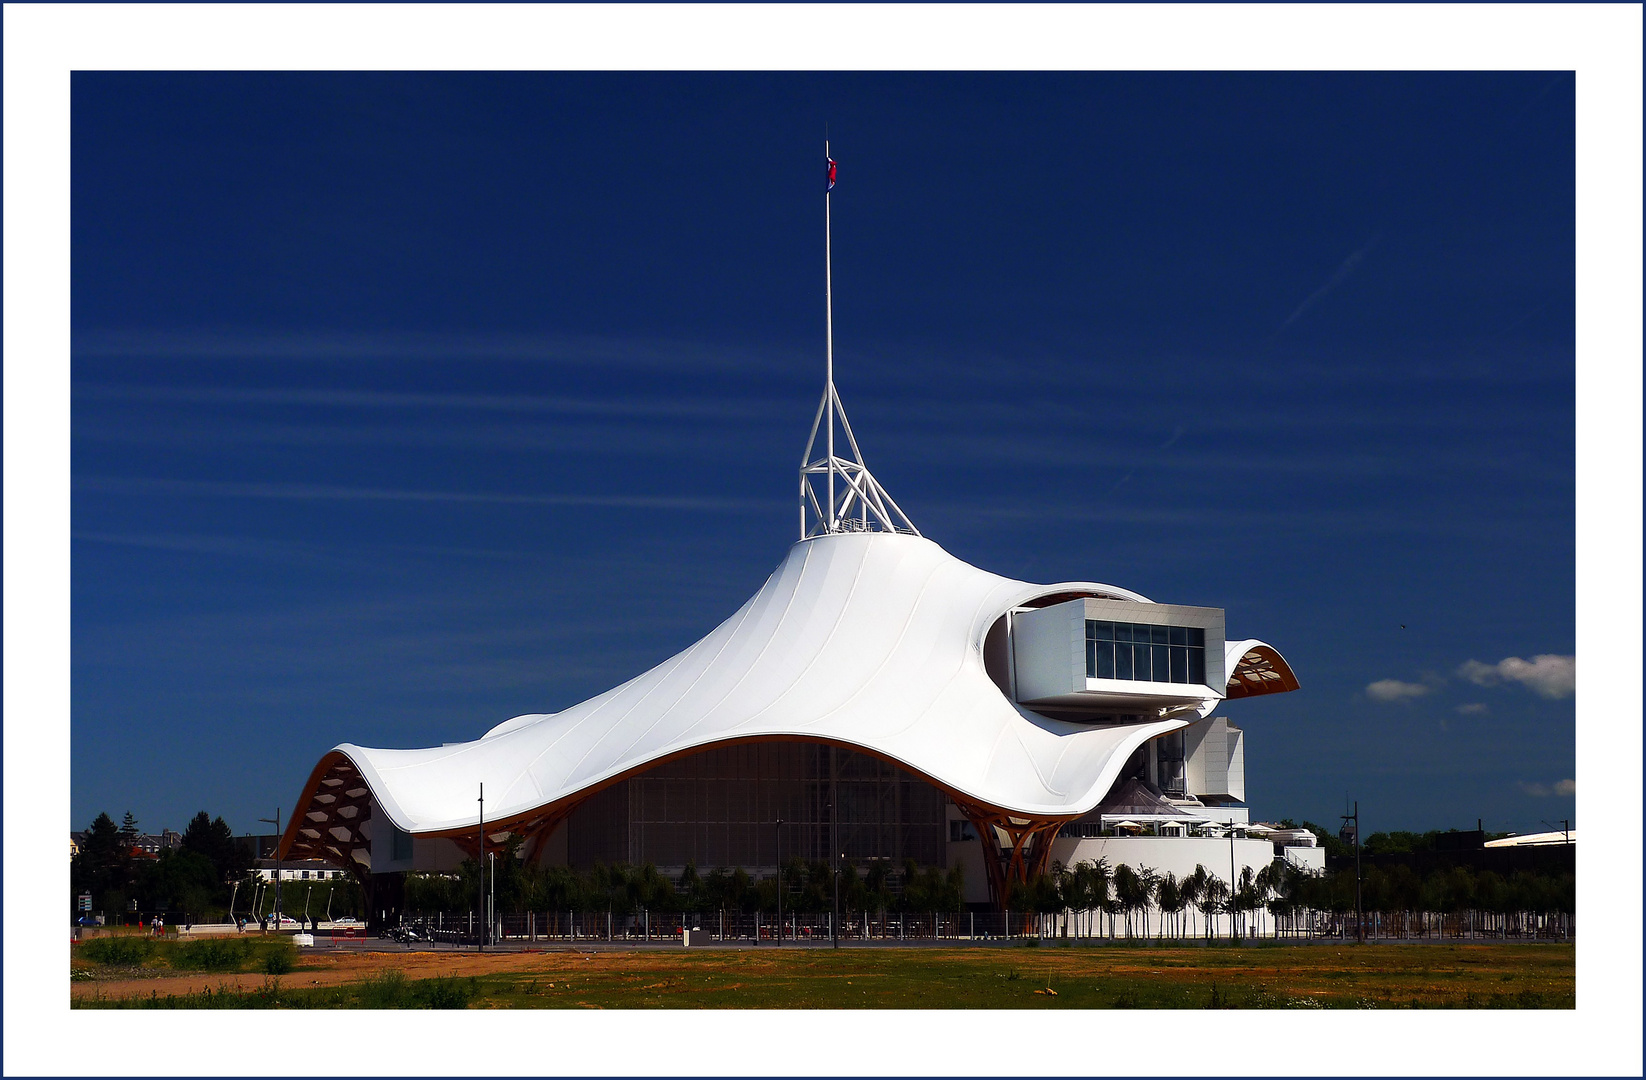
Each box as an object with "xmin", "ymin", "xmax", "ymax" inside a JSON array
[{"xmin": 328, "ymin": 532, "xmax": 1210, "ymax": 833}]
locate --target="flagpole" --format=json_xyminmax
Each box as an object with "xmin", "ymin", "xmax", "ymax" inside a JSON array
[{"xmin": 825, "ymin": 138, "xmax": 835, "ymax": 530}]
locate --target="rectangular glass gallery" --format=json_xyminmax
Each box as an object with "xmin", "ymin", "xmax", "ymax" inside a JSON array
[{"xmin": 1085, "ymin": 620, "xmax": 1206, "ymax": 684}]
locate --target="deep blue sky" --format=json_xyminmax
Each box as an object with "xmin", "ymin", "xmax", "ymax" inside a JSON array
[{"xmin": 71, "ymin": 71, "xmax": 1574, "ymax": 840}]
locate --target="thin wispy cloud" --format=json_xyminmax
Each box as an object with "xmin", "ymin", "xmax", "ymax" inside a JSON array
[
  {"xmin": 75, "ymin": 383, "xmax": 785, "ymax": 422},
  {"xmin": 1517, "ymin": 779, "xmax": 1575, "ymax": 798},
  {"xmin": 1456, "ymin": 702, "xmax": 1490, "ymax": 716},
  {"xmin": 72, "ymin": 328, "xmax": 806, "ymax": 377},
  {"xmin": 1278, "ymin": 234, "xmax": 1382, "ymax": 331},
  {"xmin": 72, "ymin": 530, "xmax": 540, "ymax": 566},
  {"xmin": 75, "ymin": 476, "xmax": 768, "ymax": 512},
  {"xmin": 1458, "ymin": 655, "xmax": 1576, "ymax": 699}
]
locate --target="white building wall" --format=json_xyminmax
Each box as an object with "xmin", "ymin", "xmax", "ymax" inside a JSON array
[
  {"xmin": 1052, "ymin": 835, "xmax": 1274, "ymax": 887},
  {"xmin": 952, "ymin": 834, "xmax": 1276, "ymax": 907},
  {"xmin": 1048, "ymin": 836, "xmax": 1289, "ymax": 939},
  {"xmin": 1010, "ymin": 602, "xmax": 1084, "ymax": 701},
  {"xmin": 1183, "ymin": 716, "xmax": 1243, "ymax": 801}
]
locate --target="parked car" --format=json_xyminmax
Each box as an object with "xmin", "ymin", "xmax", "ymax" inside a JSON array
[
  {"xmin": 75, "ymin": 915, "xmax": 103, "ymax": 927},
  {"xmin": 331, "ymin": 916, "xmax": 359, "ymax": 925}
]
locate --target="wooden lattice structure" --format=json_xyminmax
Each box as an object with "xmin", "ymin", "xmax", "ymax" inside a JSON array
[
  {"xmin": 952, "ymin": 798, "xmax": 1075, "ymax": 910},
  {"xmin": 1225, "ymin": 644, "xmax": 1302, "ymax": 699}
]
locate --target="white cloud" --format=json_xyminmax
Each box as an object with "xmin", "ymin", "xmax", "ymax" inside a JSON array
[
  {"xmin": 1366, "ymin": 678, "xmax": 1431, "ymax": 703},
  {"xmin": 1456, "ymin": 702, "xmax": 1490, "ymax": 716},
  {"xmin": 1458, "ymin": 655, "xmax": 1575, "ymax": 699},
  {"xmin": 1518, "ymin": 779, "xmax": 1577, "ymax": 797}
]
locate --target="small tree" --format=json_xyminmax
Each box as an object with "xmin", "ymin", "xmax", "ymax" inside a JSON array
[
  {"xmin": 72, "ymin": 812, "xmax": 130, "ymax": 913},
  {"xmin": 1156, "ymin": 873, "xmax": 1184, "ymax": 940},
  {"xmin": 1136, "ymin": 866, "xmax": 1161, "ymax": 939},
  {"xmin": 1195, "ymin": 871, "xmax": 1228, "ymax": 941},
  {"xmin": 1111, "ymin": 864, "xmax": 1141, "ymax": 938}
]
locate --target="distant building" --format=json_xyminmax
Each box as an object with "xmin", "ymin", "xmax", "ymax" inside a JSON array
[
  {"xmin": 250, "ymin": 857, "xmax": 348, "ymax": 882},
  {"xmin": 70, "ymin": 828, "xmax": 182, "ymax": 860},
  {"xmin": 1485, "ymin": 830, "xmax": 1576, "ymax": 848},
  {"xmin": 128, "ymin": 831, "xmax": 181, "ymax": 858},
  {"xmin": 1263, "ymin": 826, "xmax": 1326, "ymax": 872}
]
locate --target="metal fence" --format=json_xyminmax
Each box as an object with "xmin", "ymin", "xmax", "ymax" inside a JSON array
[
  {"xmin": 396, "ymin": 907, "xmax": 1572, "ymax": 945},
  {"xmin": 403, "ymin": 910, "xmax": 1050, "ymax": 944}
]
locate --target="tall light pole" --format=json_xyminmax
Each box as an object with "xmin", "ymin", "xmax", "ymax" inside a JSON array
[
  {"xmin": 1340, "ymin": 801, "xmax": 1362, "ymax": 944},
  {"xmin": 258, "ymin": 810, "xmax": 281, "ymax": 929},
  {"xmin": 833, "ymin": 851, "xmax": 842, "ymax": 949},
  {"xmin": 774, "ymin": 818, "xmax": 783, "ymax": 946},
  {"xmin": 477, "ymin": 783, "xmax": 486, "ymax": 952},
  {"xmin": 1228, "ymin": 823, "xmax": 1238, "ymax": 942},
  {"xmin": 828, "ymin": 751, "xmax": 841, "ymax": 949}
]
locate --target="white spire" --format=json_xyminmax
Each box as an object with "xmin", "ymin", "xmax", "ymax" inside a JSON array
[{"xmin": 799, "ymin": 142, "xmax": 919, "ymax": 541}]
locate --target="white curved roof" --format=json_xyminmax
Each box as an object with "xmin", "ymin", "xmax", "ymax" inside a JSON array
[
  {"xmin": 327, "ymin": 533, "xmax": 1202, "ymax": 834},
  {"xmin": 290, "ymin": 533, "xmax": 1298, "ymax": 852}
]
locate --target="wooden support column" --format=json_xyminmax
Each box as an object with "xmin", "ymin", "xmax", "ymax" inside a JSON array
[{"xmin": 954, "ymin": 798, "xmax": 1072, "ymax": 916}]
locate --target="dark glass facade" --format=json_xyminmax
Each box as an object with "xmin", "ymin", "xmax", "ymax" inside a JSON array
[
  {"xmin": 1085, "ymin": 620, "xmax": 1207, "ymax": 684},
  {"xmin": 564, "ymin": 741, "xmax": 947, "ymax": 869}
]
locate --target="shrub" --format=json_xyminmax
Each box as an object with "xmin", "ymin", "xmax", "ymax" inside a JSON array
[
  {"xmin": 416, "ymin": 976, "xmax": 475, "ymax": 1009},
  {"xmin": 355, "ymin": 969, "xmax": 411, "ymax": 1008},
  {"xmin": 261, "ymin": 942, "xmax": 297, "ymax": 975},
  {"xmin": 170, "ymin": 937, "xmax": 252, "ymax": 972},
  {"xmin": 79, "ymin": 936, "xmax": 156, "ymax": 966}
]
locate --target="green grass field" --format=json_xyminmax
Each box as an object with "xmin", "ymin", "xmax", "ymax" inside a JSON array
[{"xmin": 73, "ymin": 942, "xmax": 1573, "ymax": 1009}]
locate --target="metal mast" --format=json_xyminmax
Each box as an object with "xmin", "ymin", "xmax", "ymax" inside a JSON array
[{"xmin": 799, "ymin": 141, "xmax": 920, "ymax": 540}]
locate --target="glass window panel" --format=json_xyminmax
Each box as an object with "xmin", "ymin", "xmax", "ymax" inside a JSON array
[
  {"xmin": 1169, "ymin": 625, "xmax": 1188, "ymax": 646},
  {"xmin": 1152, "ymin": 644, "xmax": 1170, "ymax": 681},
  {"xmin": 1188, "ymin": 647, "xmax": 1205, "ymax": 684},
  {"xmin": 1188, "ymin": 627, "xmax": 1205, "ymax": 648},
  {"xmin": 1114, "ymin": 642, "xmax": 1133, "ymax": 680},
  {"xmin": 1150, "ymin": 625, "xmax": 1169, "ymax": 644},
  {"xmin": 1086, "ymin": 639, "xmax": 1097, "ymax": 678},
  {"xmin": 1114, "ymin": 623, "xmax": 1132, "ymax": 643},
  {"xmin": 1170, "ymin": 645, "xmax": 1187, "ymax": 682},
  {"xmin": 1091, "ymin": 620, "xmax": 1114, "ymax": 641},
  {"xmin": 1128, "ymin": 643, "xmax": 1147, "ymax": 681},
  {"xmin": 1095, "ymin": 641, "xmax": 1114, "ymax": 679}
]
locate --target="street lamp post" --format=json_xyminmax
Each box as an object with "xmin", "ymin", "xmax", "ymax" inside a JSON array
[
  {"xmin": 477, "ymin": 782, "xmax": 486, "ymax": 952},
  {"xmin": 258, "ymin": 810, "xmax": 282, "ymax": 930},
  {"xmin": 774, "ymin": 818, "xmax": 783, "ymax": 947}
]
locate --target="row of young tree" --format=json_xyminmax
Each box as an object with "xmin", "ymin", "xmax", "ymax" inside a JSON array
[
  {"xmin": 70, "ymin": 809, "xmax": 362, "ymax": 922},
  {"xmin": 404, "ymin": 844, "xmax": 965, "ymax": 917},
  {"xmin": 1006, "ymin": 858, "xmax": 1574, "ymax": 939}
]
